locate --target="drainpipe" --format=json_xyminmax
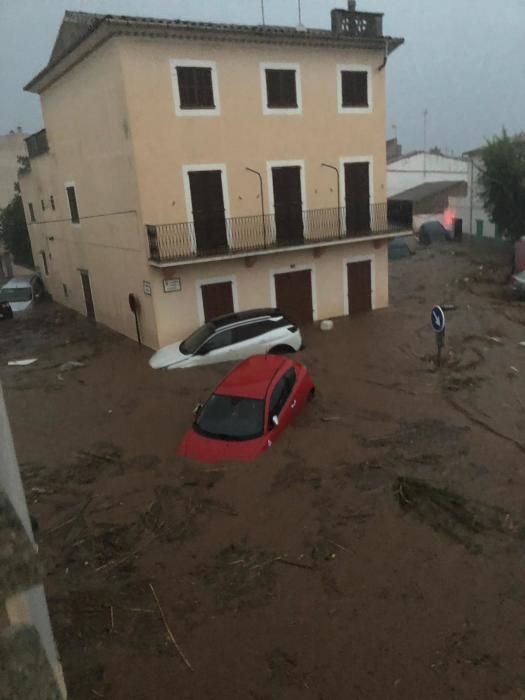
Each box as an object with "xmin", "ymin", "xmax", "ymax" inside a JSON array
[
  {"xmin": 469, "ymin": 156, "xmax": 474, "ymax": 235},
  {"xmin": 245, "ymin": 167, "xmax": 267, "ymax": 246},
  {"xmin": 378, "ymin": 38, "xmax": 390, "ymax": 71},
  {"xmin": 321, "ymin": 163, "xmax": 342, "ymax": 236}
]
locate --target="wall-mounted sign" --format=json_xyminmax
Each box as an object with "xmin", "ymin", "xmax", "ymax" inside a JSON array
[
  {"xmin": 163, "ymin": 278, "xmax": 182, "ymax": 293},
  {"xmin": 143, "ymin": 281, "xmax": 152, "ymax": 296}
]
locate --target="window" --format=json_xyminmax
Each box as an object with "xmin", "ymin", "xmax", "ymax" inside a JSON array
[
  {"xmin": 40, "ymin": 199, "xmax": 45, "ymax": 212},
  {"xmin": 28, "ymin": 202, "xmax": 35, "ymax": 223},
  {"xmin": 261, "ymin": 63, "xmax": 302, "ymax": 114},
  {"xmin": 232, "ymin": 320, "xmax": 274, "ymax": 344},
  {"xmin": 40, "ymin": 252, "xmax": 48, "ymax": 276},
  {"xmin": 266, "ymin": 70, "xmax": 297, "ymax": 108},
  {"xmin": 66, "ymin": 185, "xmax": 79, "ymax": 223},
  {"xmin": 337, "ymin": 65, "xmax": 372, "ymax": 113},
  {"xmin": 269, "ymin": 368, "xmax": 296, "ymax": 421},
  {"xmin": 177, "ymin": 67, "xmax": 214, "ymax": 109},
  {"xmin": 195, "ymin": 394, "xmax": 265, "ymax": 441},
  {"xmin": 200, "ymin": 329, "xmax": 233, "ymax": 353},
  {"xmin": 170, "ymin": 60, "xmax": 220, "ymax": 116},
  {"xmin": 50, "ymin": 195, "xmax": 55, "ymax": 211}
]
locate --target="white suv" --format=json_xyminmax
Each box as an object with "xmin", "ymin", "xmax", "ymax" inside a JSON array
[{"xmin": 149, "ymin": 308, "xmax": 303, "ymax": 370}]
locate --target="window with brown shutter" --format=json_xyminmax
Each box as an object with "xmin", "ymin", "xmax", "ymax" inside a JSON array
[
  {"xmin": 66, "ymin": 185, "xmax": 80, "ymax": 224},
  {"xmin": 341, "ymin": 70, "xmax": 368, "ymax": 108},
  {"xmin": 176, "ymin": 66, "xmax": 215, "ymax": 109},
  {"xmin": 265, "ymin": 69, "xmax": 297, "ymax": 108}
]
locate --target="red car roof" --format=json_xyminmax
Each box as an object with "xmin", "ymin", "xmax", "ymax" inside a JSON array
[{"xmin": 215, "ymin": 354, "xmax": 290, "ymax": 400}]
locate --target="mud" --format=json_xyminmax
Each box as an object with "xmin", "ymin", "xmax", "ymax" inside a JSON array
[{"xmin": 1, "ymin": 238, "xmax": 525, "ymax": 699}]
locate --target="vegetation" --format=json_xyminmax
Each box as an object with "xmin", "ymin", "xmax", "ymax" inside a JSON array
[
  {"xmin": 0, "ymin": 188, "xmax": 34, "ymax": 268},
  {"xmin": 478, "ymin": 129, "xmax": 525, "ymax": 242}
]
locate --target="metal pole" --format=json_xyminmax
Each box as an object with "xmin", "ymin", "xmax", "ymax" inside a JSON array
[
  {"xmin": 261, "ymin": 0, "xmax": 265, "ymax": 25},
  {"xmin": 423, "ymin": 119, "xmax": 427, "ymax": 175},
  {"xmin": 134, "ymin": 309, "xmax": 141, "ymax": 345},
  {"xmin": 321, "ymin": 163, "xmax": 342, "ymax": 236},
  {"xmin": 246, "ymin": 167, "xmax": 267, "ymax": 246},
  {"xmin": 298, "ymin": 0, "xmax": 302, "ymax": 24}
]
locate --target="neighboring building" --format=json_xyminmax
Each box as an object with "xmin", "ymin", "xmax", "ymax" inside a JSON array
[
  {"xmin": 387, "ymin": 151, "xmax": 468, "ymax": 197},
  {"xmin": 449, "ymin": 146, "xmax": 503, "ymax": 240},
  {"xmin": 386, "ymin": 137, "xmax": 402, "ymax": 162},
  {"xmin": 0, "ymin": 128, "xmax": 27, "ymax": 211},
  {"xmin": 20, "ymin": 6, "xmax": 405, "ymax": 349},
  {"xmin": 388, "ymin": 180, "xmax": 467, "ymax": 231}
]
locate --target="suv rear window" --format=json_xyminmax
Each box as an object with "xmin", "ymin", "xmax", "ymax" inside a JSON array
[{"xmin": 232, "ymin": 319, "xmax": 286, "ymax": 343}]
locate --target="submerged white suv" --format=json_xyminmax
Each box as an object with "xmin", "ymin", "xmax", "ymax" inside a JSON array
[{"xmin": 149, "ymin": 308, "xmax": 303, "ymax": 370}]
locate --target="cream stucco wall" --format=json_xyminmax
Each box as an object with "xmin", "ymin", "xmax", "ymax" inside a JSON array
[
  {"xmin": 152, "ymin": 239, "xmax": 388, "ymax": 348},
  {"xmin": 117, "ymin": 36, "xmax": 388, "ymax": 225},
  {"xmin": 19, "ymin": 41, "xmax": 159, "ymax": 347}
]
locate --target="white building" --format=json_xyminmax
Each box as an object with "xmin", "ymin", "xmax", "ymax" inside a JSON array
[
  {"xmin": 449, "ymin": 148, "xmax": 502, "ymax": 240},
  {"xmin": 387, "ymin": 151, "xmax": 468, "ymax": 197}
]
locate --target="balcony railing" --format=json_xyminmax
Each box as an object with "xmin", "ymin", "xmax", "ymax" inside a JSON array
[
  {"xmin": 330, "ymin": 9, "xmax": 383, "ymax": 37},
  {"xmin": 146, "ymin": 204, "xmax": 403, "ymax": 263},
  {"xmin": 25, "ymin": 129, "xmax": 49, "ymax": 159}
]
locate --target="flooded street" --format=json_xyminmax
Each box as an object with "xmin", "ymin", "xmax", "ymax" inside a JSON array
[{"xmin": 2, "ymin": 239, "xmax": 525, "ymax": 699}]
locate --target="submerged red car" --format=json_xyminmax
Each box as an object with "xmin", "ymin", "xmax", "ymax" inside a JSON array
[{"xmin": 178, "ymin": 354, "xmax": 315, "ymax": 464}]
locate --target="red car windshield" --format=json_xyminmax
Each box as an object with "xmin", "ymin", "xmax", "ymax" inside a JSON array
[{"xmin": 195, "ymin": 394, "xmax": 265, "ymax": 441}]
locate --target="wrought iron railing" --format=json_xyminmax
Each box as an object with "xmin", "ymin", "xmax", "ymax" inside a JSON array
[
  {"xmin": 25, "ymin": 129, "xmax": 49, "ymax": 159},
  {"xmin": 146, "ymin": 204, "xmax": 402, "ymax": 263},
  {"xmin": 330, "ymin": 9, "xmax": 383, "ymax": 37}
]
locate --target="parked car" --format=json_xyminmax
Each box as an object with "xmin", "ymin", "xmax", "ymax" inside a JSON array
[
  {"xmin": 418, "ymin": 221, "xmax": 452, "ymax": 245},
  {"xmin": 510, "ymin": 270, "xmax": 525, "ymax": 299},
  {"xmin": 178, "ymin": 354, "xmax": 315, "ymax": 463},
  {"xmin": 0, "ymin": 275, "xmax": 45, "ymax": 318},
  {"xmin": 149, "ymin": 308, "xmax": 302, "ymax": 370}
]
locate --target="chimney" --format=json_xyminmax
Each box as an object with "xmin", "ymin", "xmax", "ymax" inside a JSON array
[{"xmin": 348, "ymin": 0, "xmax": 357, "ymax": 10}]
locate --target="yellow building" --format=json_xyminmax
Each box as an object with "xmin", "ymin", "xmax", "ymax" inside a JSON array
[{"xmin": 20, "ymin": 7, "xmax": 404, "ymax": 349}]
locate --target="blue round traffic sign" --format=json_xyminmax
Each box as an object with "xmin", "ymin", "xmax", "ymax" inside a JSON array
[{"xmin": 431, "ymin": 305, "xmax": 446, "ymax": 333}]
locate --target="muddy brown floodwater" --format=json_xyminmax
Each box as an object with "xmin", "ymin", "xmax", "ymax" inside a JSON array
[{"xmin": 1, "ymin": 239, "xmax": 525, "ymax": 699}]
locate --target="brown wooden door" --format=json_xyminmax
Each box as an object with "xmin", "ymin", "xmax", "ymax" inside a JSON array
[
  {"xmin": 80, "ymin": 270, "xmax": 96, "ymax": 320},
  {"xmin": 201, "ymin": 281, "xmax": 234, "ymax": 322},
  {"xmin": 189, "ymin": 170, "xmax": 228, "ymax": 254},
  {"xmin": 274, "ymin": 269, "xmax": 313, "ymax": 325},
  {"xmin": 347, "ymin": 261, "xmax": 372, "ymax": 315},
  {"xmin": 272, "ymin": 166, "xmax": 304, "ymax": 245},
  {"xmin": 344, "ymin": 162, "xmax": 370, "ymax": 234}
]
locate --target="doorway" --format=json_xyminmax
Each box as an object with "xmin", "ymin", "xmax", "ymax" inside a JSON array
[
  {"xmin": 344, "ymin": 162, "xmax": 370, "ymax": 234},
  {"xmin": 80, "ymin": 270, "xmax": 95, "ymax": 320},
  {"xmin": 475, "ymin": 219, "xmax": 484, "ymax": 239},
  {"xmin": 188, "ymin": 170, "xmax": 228, "ymax": 254},
  {"xmin": 274, "ymin": 269, "xmax": 313, "ymax": 325},
  {"xmin": 271, "ymin": 166, "xmax": 304, "ymax": 245},
  {"xmin": 347, "ymin": 260, "xmax": 372, "ymax": 315},
  {"xmin": 200, "ymin": 280, "xmax": 234, "ymax": 322}
]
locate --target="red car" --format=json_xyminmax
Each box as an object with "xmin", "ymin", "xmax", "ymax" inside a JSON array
[{"xmin": 178, "ymin": 354, "xmax": 315, "ymax": 463}]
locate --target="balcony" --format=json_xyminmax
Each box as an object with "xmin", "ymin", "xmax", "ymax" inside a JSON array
[
  {"xmin": 146, "ymin": 204, "xmax": 403, "ymax": 264},
  {"xmin": 25, "ymin": 129, "xmax": 49, "ymax": 159},
  {"xmin": 330, "ymin": 9, "xmax": 383, "ymax": 37}
]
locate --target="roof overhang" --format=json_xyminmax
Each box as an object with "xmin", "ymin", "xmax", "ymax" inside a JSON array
[{"xmin": 25, "ymin": 14, "xmax": 404, "ymax": 94}]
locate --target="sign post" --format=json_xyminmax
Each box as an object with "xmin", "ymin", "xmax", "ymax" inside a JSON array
[
  {"xmin": 128, "ymin": 293, "xmax": 141, "ymax": 346},
  {"xmin": 431, "ymin": 305, "xmax": 446, "ymax": 367}
]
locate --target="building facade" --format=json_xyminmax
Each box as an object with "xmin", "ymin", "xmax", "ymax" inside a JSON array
[
  {"xmin": 449, "ymin": 151, "xmax": 502, "ymax": 240},
  {"xmin": 20, "ymin": 8, "xmax": 404, "ymax": 349},
  {"xmin": 0, "ymin": 129, "xmax": 27, "ymax": 211},
  {"xmin": 387, "ymin": 151, "xmax": 468, "ymax": 198}
]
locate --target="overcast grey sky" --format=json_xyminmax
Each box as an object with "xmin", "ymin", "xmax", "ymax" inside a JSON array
[{"xmin": 0, "ymin": 0, "xmax": 523, "ymax": 153}]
